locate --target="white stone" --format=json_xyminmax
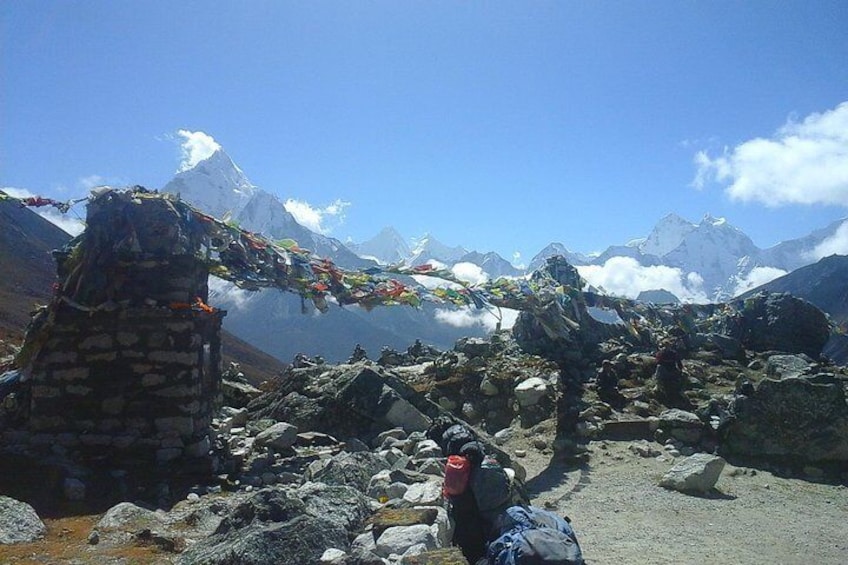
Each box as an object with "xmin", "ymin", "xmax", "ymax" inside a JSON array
[
  {"xmin": 402, "ymin": 481, "xmax": 443, "ymax": 506},
  {"xmin": 375, "ymin": 524, "xmax": 437, "ymax": 558},
  {"xmin": 320, "ymin": 548, "xmax": 348, "ymax": 563},
  {"xmin": 514, "ymin": 377, "xmax": 549, "ymax": 407}
]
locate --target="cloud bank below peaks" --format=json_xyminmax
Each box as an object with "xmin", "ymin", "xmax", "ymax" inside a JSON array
[
  {"xmin": 177, "ymin": 130, "xmax": 221, "ymax": 172},
  {"xmin": 693, "ymin": 101, "xmax": 848, "ymax": 208},
  {"xmin": 284, "ymin": 198, "xmax": 350, "ymax": 235},
  {"xmin": 577, "ymin": 257, "xmax": 709, "ymax": 303}
]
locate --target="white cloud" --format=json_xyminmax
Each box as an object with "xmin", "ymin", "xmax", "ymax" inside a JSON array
[
  {"xmin": 177, "ymin": 130, "xmax": 221, "ymax": 172},
  {"xmin": 283, "ymin": 198, "xmax": 350, "ymax": 235},
  {"xmin": 731, "ymin": 266, "xmax": 788, "ymax": 297},
  {"xmin": 79, "ymin": 175, "xmax": 107, "ymax": 190},
  {"xmin": 693, "ymin": 101, "xmax": 848, "ymax": 207},
  {"xmin": 435, "ymin": 305, "xmax": 518, "ymax": 331},
  {"xmin": 451, "ymin": 262, "xmax": 488, "ymax": 285},
  {"xmin": 2, "ymin": 186, "xmax": 85, "ymax": 235},
  {"xmin": 806, "ymin": 220, "xmax": 848, "ymax": 260},
  {"xmin": 577, "ymin": 256, "xmax": 709, "ymax": 303}
]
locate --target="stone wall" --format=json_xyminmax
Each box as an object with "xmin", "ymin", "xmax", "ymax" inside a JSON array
[{"xmin": 26, "ymin": 307, "xmax": 222, "ymax": 463}]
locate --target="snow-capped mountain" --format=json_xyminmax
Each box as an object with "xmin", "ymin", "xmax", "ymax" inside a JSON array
[
  {"xmin": 163, "ymin": 149, "xmax": 369, "ymax": 269},
  {"xmin": 638, "ymin": 213, "xmax": 698, "ymax": 257},
  {"xmin": 531, "ymin": 213, "xmax": 848, "ymax": 303},
  {"xmin": 408, "ymin": 234, "xmax": 468, "ymax": 267},
  {"xmin": 347, "ymin": 226, "xmax": 411, "ymax": 265},
  {"xmin": 527, "ymin": 243, "xmax": 590, "ymax": 272},
  {"xmin": 662, "ymin": 215, "xmax": 760, "ymax": 299},
  {"xmin": 161, "ymin": 148, "xmax": 488, "ymax": 363},
  {"xmin": 456, "ymin": 251, "xmax": 524, "ymax": 278}
]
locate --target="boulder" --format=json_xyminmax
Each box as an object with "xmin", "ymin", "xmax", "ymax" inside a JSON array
[
  {"xmin": 736, "ymin": 293, "xmax": 830, "ymax": 357},
  {"xmin": 177, "ymin": 514, "xmax": 348, "ymax": 565},
  {"xmin": 296, "ymin": 482, "xmax": 373, "ymax": 532},
  {"xmin": 305, "ymin": 451, "xmax": 391, "ymax": 492},
  {"xmin": 658, "ymin": 409, "xmax": 704, "ymax": 445},
  {"xmin": 765, "ymin": 355, "xmax": 811, "ymax": 379},
  {"xmin": 659, "ymin": 453, "xmax": 726, "ymax": 494},
  {"xmin": 514, "ymin": 377, "xmax": 548, "ymax": 408},
  {"xmin": 253, "ymin": 422, "xmax": 299, "ymax": 452},
  {"xmin": 720, "ymin": 375, "xmax": 848, "ymax": 465},
  {"xmin": 177, "ymin": 486, "xmax": 353, "ymax": 565},
  {"xmin": 375, "ymin": 524, "xmax": 438, "ymax": 558},
  {"xmin": 0, "ymin": 496, "xmax": 46, "ymax": 544}
]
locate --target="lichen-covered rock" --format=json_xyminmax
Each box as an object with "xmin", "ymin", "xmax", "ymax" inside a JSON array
[
  {"xmin": 720, "ymin": 375, "xmax": 848, "ymax": 464},
  {"xmin": 0, "ymin": 496, "xmax": 46, "ymax": 544},
  {"xmin": 305, "ymin": 451, "xmax": 391, "ymax": 491}
]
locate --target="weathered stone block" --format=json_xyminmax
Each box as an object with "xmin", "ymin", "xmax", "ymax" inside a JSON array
[
  {"xmin": 53, "ymin": 367, "xmax": 90, "ymax": 382},
  {"xmin": 112, "ymin": 435, "xmax": 138, "ymax": 449},
  {"xmin": 80, "ymin": 334, "xmax": 114, "ymax": 350},
  {"xmin": 31, "ymin": 386, "xmax": 61, "ymax": 398},
  {"xmin": 101, "ymin": 396, "xmax": 125, "ymax": 415},
  {"xmin": 80, "ymin": 434, "xmax": 113, "ymax": 447},
  {"xmin": 66, "ymin": 385, "xmax": 93, "ymax": 396},
  {"xmin": 116, "ymin": 332, "xmax": 140, "ymax": 346},
  {"xmin": 149, "ymin": 351, "xmax": 197, "ymax": 365},
  {"xmin": 86, "ymin": 352, "xmax": 118, "ymax": 362},
  {"xmin": 154, "ymin": 416, "xmax": 195, "ymax": 437},
  {"xmin": 141, "ymin": 373, "xmax": 166, "ymax": 386},
  {"xmin": 152, "ymin": 385, "xmax": 196, "ymax": 398},
  {"xmin": 41, "ymin": 351, "xmax": 78, "ymax": 364}
]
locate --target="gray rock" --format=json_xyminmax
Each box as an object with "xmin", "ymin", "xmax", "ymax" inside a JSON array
[
  {"xmin": 96, "ymin": 501, "xmax": 165, "ymax": 531},
  {"xmin": 766, "ymin": 355, "xmax": 811, "ymax": 379},
  {"xmin": 254, "ymin": 422, "xmax": 299, "ymax": 452},
  {"xmin": 659, "ymin": 453, "xmax": 726, "ymax": 494},
  {"xmin": 374, "ymin": 427, "xmax": 407, "ymax": 447},
  {"xmin": 297, "ymin": 482, "xmax": 373, "ymax": 532},
  {"xmin": 374, "ymin": 524, "xmax": 437, "ymax": 558},
  {"xmin": 178, "ymin": 514, "xmax": 348, "ymax": 565},
  {"xmin": 402, "ymin": 481, "xmax": 444, "ymax": 506},
  {"xmin": 305, "ymin": 451, "xmax": 391, "ymax": 491},
  {"xmin": 721, "ymin": 375, "xmax": 848, "ymax": 464},
  {"xmin": 0, "ymin": 496, "xmax": 46, "ymax": 544},
  {"xmin": 659, "ymin": 409, "xmax": 704, "ymax": 445}
]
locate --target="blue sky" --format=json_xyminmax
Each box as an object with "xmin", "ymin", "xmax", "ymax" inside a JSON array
[{"xmin": 2, "ymin": 1, "xmax": 847, "ymax": 266}]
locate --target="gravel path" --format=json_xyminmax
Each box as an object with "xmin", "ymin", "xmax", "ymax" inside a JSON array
[{"xmin": 498, "ymin": 426, "xmax": 848, "ymax": 565}]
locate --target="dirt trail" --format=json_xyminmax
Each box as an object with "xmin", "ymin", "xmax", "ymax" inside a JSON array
[{"xmin": 501, "ymin": 428, "xmax": 848, "ymax": 565}]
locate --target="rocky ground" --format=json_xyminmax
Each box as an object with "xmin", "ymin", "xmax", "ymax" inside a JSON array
[
  {"xmin": 1, "ymin": 419, "xmax": 845, "ymax": 564},
  {"xmin": 495, "ymin": 419, "xmax": 848, "ymax": 565}
]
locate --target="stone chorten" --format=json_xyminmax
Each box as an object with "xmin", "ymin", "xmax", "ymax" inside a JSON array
[{"xmin": 20, "ymin": 189, "xmax": 225, "ymax": 465}]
